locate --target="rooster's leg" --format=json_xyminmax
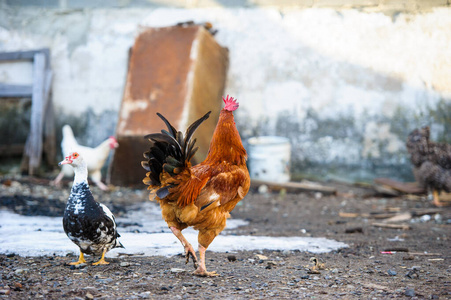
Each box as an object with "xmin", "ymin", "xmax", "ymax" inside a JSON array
[
  {"xmin": 193, "ymin": 244, "xmax": 218, "ymax": 277},
  {"xmin": 432, "ymin": 190, "xmax": 443, "ymax": 207},
  {"xmin": 69, "ymin": 251, "xmax": 86, "ymax": 265},
  {"xmin": 92, "ymin": 248, "xmax": 109, "ymax": 265},
  {"xmin": 170, "ymin": 226, "xmax": 198, "ymax": 268}
]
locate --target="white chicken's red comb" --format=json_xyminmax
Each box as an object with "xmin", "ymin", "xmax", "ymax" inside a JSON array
[{"xmin": 223, "ymin": 95, "xmax": 239, "ymax": 111}]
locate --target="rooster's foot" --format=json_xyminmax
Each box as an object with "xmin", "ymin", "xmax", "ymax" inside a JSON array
[
  {"xmin": 185, "ymin": 246, "xmax": 198, "ymax": 269},
  {"xmin": 193, "ymin": 268, "xmax": 219, "ymax": 277}
]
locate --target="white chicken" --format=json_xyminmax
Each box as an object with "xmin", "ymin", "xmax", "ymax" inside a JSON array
[{"xmin": 51, "ymin": 125, "xmax": 119, "ymax": 191}]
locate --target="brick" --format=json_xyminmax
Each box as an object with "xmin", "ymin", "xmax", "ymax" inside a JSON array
[{"xmin": 109, "ymin": 25, "xmax": 228, "ymax": 186}]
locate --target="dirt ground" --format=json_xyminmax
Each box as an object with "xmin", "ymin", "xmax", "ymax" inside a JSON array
[{"xmin": 0, "ymin": 176, "xmax": 450, "ymax": 299}]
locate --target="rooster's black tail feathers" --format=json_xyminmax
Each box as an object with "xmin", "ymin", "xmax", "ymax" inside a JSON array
[{"xmin": 142, "ymin": 111, "xmax": 211, "ymax": 186}]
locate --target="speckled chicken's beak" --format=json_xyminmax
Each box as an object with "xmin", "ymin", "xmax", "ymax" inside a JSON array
[{"xmin": 58, "ymin": 157, "xmax": 72, "ymax": 166}]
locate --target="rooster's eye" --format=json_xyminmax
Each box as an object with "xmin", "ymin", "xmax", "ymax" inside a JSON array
[{"xmin": 74, "ymin": 153, "xmax": 79, "ymax": 157}]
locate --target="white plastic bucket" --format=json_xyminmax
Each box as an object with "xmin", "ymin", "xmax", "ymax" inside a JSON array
[{"xmin": 247, "ymin": 136, "xmax": 291, "ymax": 182}]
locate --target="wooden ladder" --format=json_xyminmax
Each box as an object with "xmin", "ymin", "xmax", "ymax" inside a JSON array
[{"xmin": 0, "ymin": 49, "xmax": 55, "ymax": 175}]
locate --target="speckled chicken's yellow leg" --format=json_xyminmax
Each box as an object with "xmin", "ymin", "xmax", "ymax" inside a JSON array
[
  {"xmin": 92, "ymin": 248, "xmax": 109, "ymax": 265},
  {"xmin": 170, "ymin": 227, "xmax": 198, "ymax": 268},
  {"xmin": 432, "ymin": 190, "xmax": 443, "ymax": 207},
  {"xmin": 69, "ymin": 251, "xmax": 86, "ymax": 265},
  {"xmin": 193, "ymin": 244, "xmax": 219, "ymax": 277}
]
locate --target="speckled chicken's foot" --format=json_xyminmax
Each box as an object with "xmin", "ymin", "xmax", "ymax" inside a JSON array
[
  {"xmin": 193, "ymin": 245, "xmax": 219, "ymax": 277},
  {"xmin": 432, "ymin": 190, "xmax": 443, "ymax": 207},
  {"xmin": 69, "ymin": 251, "xmax": 86, "ymax": 265},
  {"xmin": 92, "ymin": 248, "xmax": 109, "ymax": 265},
  {"xmin": 170, "ymin": 227, "xmax": 198, "ymax": 269}
]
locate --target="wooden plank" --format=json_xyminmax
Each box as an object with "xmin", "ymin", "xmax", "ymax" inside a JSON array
[
  {"xmin": 250, "ymin": 179, "xmax": 337, "ymax": 195},
  {"xmin": 25, "ymin": 52, "xmax": 46, "ymax": 175},
  {"xmin": 374, "ymin": 178, "xmax": 424, "ymax": 194},
  {"xmin": 43, "ymin": 70, "xmax": 56, "ymax": 166},
  {"xmin": 372, "ymin": 223, "xmax": 411, "ymax": 230},
  {"xmin": 0, "ymin": 84, "xmax": 32, "ymax": 97},
  {"xmin": 0, "ymin": 48, "xmax": 50, "ymax": 63}
]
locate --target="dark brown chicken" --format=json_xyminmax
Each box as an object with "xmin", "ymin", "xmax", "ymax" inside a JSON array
[
  {"xmin": 141, "ymin": 95, "xmax": 250, "ymax": 276},
  {"xmin": 406, "ymin": 126, "xmax": 451, "ymax": 206}
]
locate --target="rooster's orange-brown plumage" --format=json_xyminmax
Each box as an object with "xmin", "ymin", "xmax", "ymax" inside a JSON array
[{"xmin": 141, "ymin": 95, "xmax": 250, "ymax": 276}]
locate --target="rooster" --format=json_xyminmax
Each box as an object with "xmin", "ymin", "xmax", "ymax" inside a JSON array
[
  {"xmin": 51, "ymin": 125, "xmax": 119, "ymax": 191},
  {"xmin": 141, "ymin": 95, "xmax": 250, "ymax": 276},
  {"xmin": 406, "ymin": 126, "xmax": 451, "ymax": 206}
]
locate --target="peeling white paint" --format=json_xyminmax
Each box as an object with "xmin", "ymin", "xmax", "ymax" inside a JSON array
[
  {"xmin": 117, "ymin": 99, "xmax": 149, "ymax": 135},
  {"xmin": 362, "ymin": 122, "xmax": 404, "ymax": 159},
  {"xmin": 0, "ymin": 6, "xmax": 450, "ymax": 180}
]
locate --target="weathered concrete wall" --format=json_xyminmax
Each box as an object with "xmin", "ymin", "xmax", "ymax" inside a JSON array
[{"xmin": 0, "ymin": 0, "xmax": 450, "ymax": 182}]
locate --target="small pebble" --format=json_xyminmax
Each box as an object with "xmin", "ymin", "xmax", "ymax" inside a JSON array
[
  {"xmin": 13, "ymin": 282, "xmax": 23, "ymax": 291},
  {"xmin": 420, "ymin": 215, "xmax": 431, "ymax": 222},
  {"xmin": 70, "ymin": 264, "xmax": 86, "ymax": 270},
  {"xmin": 138, "ymin": 292, "xmax": 151, "ymax": 299},
  {"xmin": 282, "ymin": 250, "xmax": 291, "ymax": 256},
  {"xmin": 170, "ymin": 268, "xmax": 185, "ymax": 273},
  {"xmin": 85, "ymin": 292, "xmax": 94, "ymax": 300},
  {"xmin": 120, "ymin": 262, "xmax": 131, "ymax": 267},
  {"xmin": 388, "ymin": 269, "xmax": 397, "ymax": 276},
  {"xmin": 405, "ymin": 287, "xmax": 415, "ymax": 297},
  {"xmin": 14, "ymin": 268, "xmax": 29, "ymax": 275},
  {"xmin": 227, "ymin": 255, "xmax": 237, "ymax": 262}
]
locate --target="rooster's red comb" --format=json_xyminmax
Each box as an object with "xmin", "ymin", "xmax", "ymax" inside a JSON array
[{"xmin": 223, "ymin": 95, "xmax": 239, "ymax": 111}]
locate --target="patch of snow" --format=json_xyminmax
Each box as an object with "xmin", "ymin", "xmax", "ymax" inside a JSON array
[{"xmin": 0, "ymin": 207, "xmax": 347, "ymax": 258}]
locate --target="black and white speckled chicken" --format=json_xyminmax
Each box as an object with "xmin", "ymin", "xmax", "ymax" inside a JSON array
[
  {"xmin": 406, "ymin": 126, "xmax": 451, "ymax": 206},
  {"xmin": 59, "ymin": 152, "xmax": 123, "ymax": 265}
]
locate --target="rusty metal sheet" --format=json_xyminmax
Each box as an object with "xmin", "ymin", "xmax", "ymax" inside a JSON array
[{"xmin": 110, "ymin": 25, "xmax": 228, "ymax": 186}]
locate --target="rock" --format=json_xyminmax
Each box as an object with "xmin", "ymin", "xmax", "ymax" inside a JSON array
[
  {"xmin": 282, "ymin": 250, "xmax": 291, "ymax": 256},
  {"xmin": 300, "ymin": 274, "xmax": 310, "ymax": 280},
  {"xmin": 227, "ymin": 255, "xmax": 237, "ymax": 262},
  {"xmin": 138, "ymin": 292, "xmax": 151, "ymax": 299},
  {"xmin": 255, "ymin": 254, "xmax": 268, "ymax": 260},
  {"xmin": 405, "ymin": 287, "xmax": 415, "ymax": 297},
  {"xmin": 96, "ymin": 278, "xmax": 113, "ymax": 284},
  {"xmin": 70, "ymin": 263, "xmax": 87, "ymax": 270},
  {"xmin": 170, "ymin": 268, "xmax": 186, "ymax": 273},
  {"xmin": 258, "ymin": 185, "xmax": 269, "ymax": 194},
  {"xmin": 420, "ymin": 215, "xmax": 431, "ymax": 222},
  {"xmin": 182, "ymin": 282, "xmax": 194, "ymax": 287},
  {"xmin": 14, "ymin": 268, "xmax": 29, "ymax": 275},
  {"xmin": 0, "ymin": 290, "xmax": 11, "ymax": 295},
  {"xmin": 387, "ymin": 269, "xmax": 397, "ymax": 276},
  {"xmin": 120, "ymin": 262, "xmax": 131, "ymax": 267},
  {"xmin": 85, "ymin": 292, "xmax": 94, "ymax": 300}
]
